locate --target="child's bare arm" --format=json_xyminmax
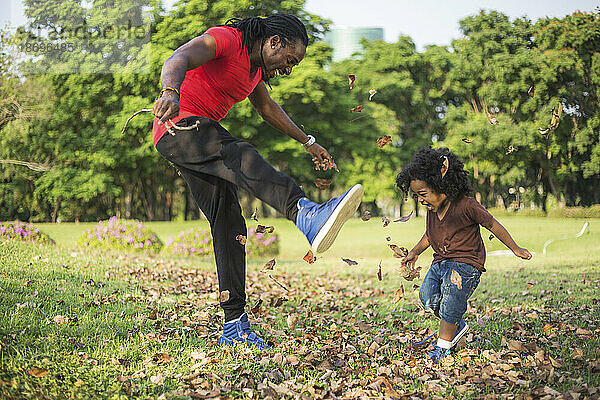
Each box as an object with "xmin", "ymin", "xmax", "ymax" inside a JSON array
[
  {"xmin": 488, "ymin": 219, "xmax": 532, "ymax": 259},
  {"xmin": 401, "ymin": 233, "xmax": 430, "ymax": 268}
]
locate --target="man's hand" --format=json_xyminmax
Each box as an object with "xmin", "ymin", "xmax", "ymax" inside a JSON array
[
  {"xmin": 153, "ymin": 91, "xmax": 180, "ymax": 124},
  {"xmin": 307, "ymin": 143, "xmax": 337, "ymax": 171},
  {"xmin": 401, "ymin": 251, "xmax": 419, "ymax": 269},
  {"xmin": 512, "ymin": 247, "xmax": 532, "ymax": 260}
]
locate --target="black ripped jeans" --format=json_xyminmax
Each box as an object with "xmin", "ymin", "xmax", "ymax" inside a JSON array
[{"xmin": 155, "ymin": 117, "xmax": 306, "ymax": 321}]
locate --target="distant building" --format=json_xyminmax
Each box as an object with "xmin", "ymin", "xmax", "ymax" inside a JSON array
[{"xmin": 323, "ymin": 27, "xmax": 384, "ymax": 62}]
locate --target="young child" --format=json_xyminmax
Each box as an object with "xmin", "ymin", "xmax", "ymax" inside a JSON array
[{"xmin": 396, "ymin": 146, "xmax": 532, "ymax": 364}]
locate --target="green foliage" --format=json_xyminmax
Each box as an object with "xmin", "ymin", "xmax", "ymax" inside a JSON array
[
  {"xmin": 547, "ymin": 205, "xmax": 600, "ymax": 218},
  {"xmin": 0, "ymin": 221, "xmax": 55, "ymax": 244},
  {"xmin": 77, "ymin": 217, "xmax": 163, "ymax": 253}
]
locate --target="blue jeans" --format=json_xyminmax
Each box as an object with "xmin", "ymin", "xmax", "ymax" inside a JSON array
[{"xmin": 419, "ymin": 260, "xmax": 482, "ymax": 325}]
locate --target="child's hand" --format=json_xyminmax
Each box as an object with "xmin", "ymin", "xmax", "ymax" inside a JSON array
[
  {"xmin": 401, "ymin": 251, "xmax": 419, "ymax": 268},
  {"xmin": 513, "ymin": 247, "xmax": 532, "ymax": 260}
]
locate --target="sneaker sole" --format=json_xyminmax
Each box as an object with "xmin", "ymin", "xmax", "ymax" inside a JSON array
[
  {"xmin": 311, "ymin": 184, "xmax": 364, "ymax": 253},
  {"xmin": 451, "ymin": 322, "xmax": 470, "ymax": 348}
]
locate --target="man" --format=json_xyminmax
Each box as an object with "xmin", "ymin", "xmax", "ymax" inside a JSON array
[{"xmin": 152, "ymin": 14, "xmax": 363, "ymax": 349}]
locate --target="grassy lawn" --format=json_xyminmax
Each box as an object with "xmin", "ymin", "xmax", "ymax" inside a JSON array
[{"xmin": 1, "ymin": 217, "xmax": 599, "ymax": 399}]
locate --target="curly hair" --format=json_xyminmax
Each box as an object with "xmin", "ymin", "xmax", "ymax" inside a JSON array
[{"xmin": 396, "ymin": 147, "xmax": 472, "ymax": 200}]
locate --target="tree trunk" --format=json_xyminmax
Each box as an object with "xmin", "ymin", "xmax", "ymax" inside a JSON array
[
  {"xmin": 165, "ymin": 191, "xmax": 173, "ymax": 221},
  {"xmin": 124, "ymin": 183, "xmax": 134, "ymax": 219},
  {"xmin": 51, "ymin": 196, "xmax": 62, "ymax": 223}
]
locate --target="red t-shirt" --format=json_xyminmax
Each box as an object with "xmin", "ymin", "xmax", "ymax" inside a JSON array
[
  {"xmin": 152, "ymin": 26, "xmax": 263, "ymax": 146},
  {"xmin": 426, "ymin": 196, "xmax": 495, "ymax": 272}
]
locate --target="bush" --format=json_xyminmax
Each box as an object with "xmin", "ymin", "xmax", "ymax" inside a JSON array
[
  {"xmin": 246, "ymin": 226, "xmax": 279, "ymax": 257},
  {"xmin": 0, "ymin": 221, "xmax": 55, "ymax": 245},
  {"xmin": 547, "ymin": 205, "xmax": 600, "ymax": 218},
  {"xmin": 162, "ymin": 226, "xmax": 213, "ymax": 257},
  {"xmin": 77, "ymin": 217, "xmax": 163, "ymax": 253}
]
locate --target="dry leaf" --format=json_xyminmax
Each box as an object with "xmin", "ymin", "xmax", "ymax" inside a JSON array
[
  {"xmin": 543, "ymin": 324, "xmax": 555, "ymax": 336},
  {"xmin": 377, "ymin": 261, "xmax": 382, "ymax": 281},
  {"xmin": 153, "ymin": 353, "xmax": 172, "ymax": 364},
  {"xmin": 394, "ymin": 211, "xmax": 413, "ymax": 223},
  {"xmin": 314, "ymin": 178, "xmax": 332, "ymax": 190},
  {"xmin": 393, "ymin": 286, "xmax": 405, "ymax": 302},
  {"xmin": 261, "ymin": 258, "xmax": 276, "ymax": 272},
  {"xmin": 27, "ymin": 367, "xmax": 49, "ymax": 378},
  {"xmin": 376, "ymin": 135, "xmax": 392, "ymax": 148},
  {"xmin": 382, "ymin": 217, "xmax": 391, "ymax": 227},
  {"xmin": 235, "ymin": 234, "xmax": 246, "ymax": 245},
  {"xmin": 303, "ymin": 250, "xmax": 316, "ymax": 264},
  {"xmin": 389, "ymin": 244, "xmax": 408, "ymax": 258},
  {"xmin": 287, "ymin": 314, "xmax": 299, "ymax": 330},
  {"xmin": 398, "ymin": 264, "xmax": 421, "ymax": 281},
  {"xmin": 53, "ymin": 315, "xmax": 69, "ymax": 324},
  {"xmin": 250, "ymin": 299, "xmax": 262, "ymax": 316},
  {"xmin": 350, "ymin": 105, "xmax": 365, "ymax": 113},
  {"xmin": 526, "ymin": 280, "xmax": 535, "ymax": 290},
  {"xmin": 256, "ymin": 225, "xmax": 274, "ymax": 234},
  {"xmin": 150, "ymin": 373, "xmax": 165, "ymax": 385},
  {"xmin": 348, "ymin": 74, "xmax": 356, "ymax": 89},
  {"xmin": 219, "ymin": 290, "xmax": 230, "ymax": 303},
  {"xmin": 341, "ymin": 258, "xmax": 358, "ymax": 266},
  {"xmin": 462, "ymin": 138, "xmax": 476, "ymax": 143},
  {"xmin": 450, "ymin": 269, "xmax": 462, "ymax": 290},
  {"xmin": 507, "ymin": 339, "xmax": 524, "ymax": 352},
  {"xmin": 528, "ymin": 85, "xmax": 535, "ymax": 98},
  {"xmin": 368, "ymin": 89, "xmax": 377, "ymax": 101},
  {"xmin": 250, "ymin": 208, "xmax": 258, "ymax": 221},
  {"xmin": 361, "ymin": 211, "xmax": 372, "ymax": 221}
]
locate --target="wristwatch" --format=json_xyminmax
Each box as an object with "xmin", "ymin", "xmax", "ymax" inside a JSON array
[{"xmin": 303, "ymin": 135, "xmax": 315, "ymax": 148}]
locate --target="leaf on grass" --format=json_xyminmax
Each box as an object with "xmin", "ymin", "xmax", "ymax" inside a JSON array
[
  {"xmin": 528, "ymin": 85, "xmax": 535, "ymax": 98},
  {"xmin": 361, "ymin": 211, "xmax": 372, "ymax": 221},
  {"xmin": 250, "ymin": 208, "xmax": 258, "ymax": 221},
  {"xmin": 441, "ymin": 156, "xmax": 449, "ymax": 178},
  {"xmin": 389, "ymin": 244, "xmax": 408, "ymax": 258},
  {"xmin": 256, "ymin": 225, "xmax": 274, "ymax": 234},
  {"xmin": 314, "ymin": 178, "xmax": 332, "ymax": 190},
  {"xmin": 53, "ymin": 315, "xmax": 69, "ymax": 324},
  {"xmin": 27, "ymin": 367, "xmax": 49, "ymax": 378},
  {"xmin": 489, "ymin": 234, "xmax": 495, "ymax": 241},
  {"xmin": 341, "ymin": 257, "xmax": 358, "ymax": 266},
  {"xmin": 250, "ymin": 299, "xmax": 262, "ymax": 316},
  {"xmin": 287, "ymin": 314, "xmax": 299, "ymax": 330},
  {"xmin": 303, "ymin": 250, "xmax": 316, "ymax": 264},
  {"xmin": 382, "ymin": 217, "xmax": 391, "ymax": 227},
  {"xmin": 153, "ymin": 353, "xmax": 172, "ymax": 364},
  {"xmin": 348, "ymin": 74, "xmax": 356, "ymax": 89},
  {"xmin": 394, "ymin": 211, "xmax": 413, "ymax": 223},
  {"xmin": 507, "ymin": 340, "xmax": 524, "ymax": 352},
  {"xmin": 376, "ymin": 135, "xmax": 392, "ymax": 148},
  {"xmin": 526, "ymin": 280, "xmax": 536, "ymax": 290},
  {"xmin": 393, "ymin": 286, "xmax": 404, "ymax": 302},
  {"xmin": 450, "ymin": 269, "xmax": 462, "ymax": 290},
  {"xmin": 150, "ymin": 373, "xmax": 165, "ymax": 385},
  {"xmin": 368, "ymin": 89, "xmax": 377, "ymax": 101},
  {"xmin": 377, "ymin": 261, "xmax": 382, "ymax": 281},
  {"xmin": 261, "ymin": 258, "xmax": 276, "ymax": 272},
  {"xmin": 543, "ymin": 324, "xmax": 556, "ymax": 336},
  {"xmin": 219, "ymin": 290, "xmax": 230, "ymax": 303},
  {"xmin": 235, "ymin": 234, "xmax": 247, "ymax": 245},
  {"xmin": 462, "ymin": 138, "xmax": 476, "ymax": 143},
  {"xmin": 350, "ymin": 105, "xmax": 365, "ymax": 113}
]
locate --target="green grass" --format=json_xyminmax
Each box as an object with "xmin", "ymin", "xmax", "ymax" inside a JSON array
[{"xmin": 1, "ymin": 217, "xmax": 599, "ymax": 399}]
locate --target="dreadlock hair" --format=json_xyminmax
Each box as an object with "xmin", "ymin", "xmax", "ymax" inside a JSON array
[
  {"xmin": 223, "ymin": 14, "xmax": 309, "ymax": 86},
  {"xmin": 396, "ymin": 146, "xmax": 472, "ymax": 201}
]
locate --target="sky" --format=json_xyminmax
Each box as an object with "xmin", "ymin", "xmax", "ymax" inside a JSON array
[{"xmin": 3, "ymin": 0, "xmax": 599, "ymax": 51}]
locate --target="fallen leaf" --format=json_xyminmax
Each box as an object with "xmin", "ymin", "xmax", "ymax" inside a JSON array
[
  {"xmin": 303, "ymin": 250, "xmax": 316, "ymax": 264},
  {"xmin": 575, "ymin": 327, "xmax": 592, "ymax": 337},
  {"xmin": 286, "ymin": 314, "xmax": 299, "ymax": 330},
  {"xmin": 350, "ymin": 105, "xmax": 365, "ymax": 113},
  {"xmin": 219, "ymin": 290, "xmax": 230, "ymax": 303},
  {"xmin": 382, "ymin": 217, "xmax": 391, "ymax": 227},
  {"xmin": 348, "ymin": 74, "xmax": 356, "ymax": 89},
  {"xmin": 341, "ymin": 258, "xmax": 358, "ymax": 266},
  {"xmin": 389, "ymin": 244, "xmax": 408, "ymax": 258},
  {"xmin": 368, "ymin": 89, "xmax": 377, "ymax": 101},
  {"xmin": 256, "ymin": 225, "xmax": 274, "ymax": 234},
  {"xmin": 377, "ymin": 261, "xmax": 382, "ymax": 281},
  {"xmin": 393, "ymin": 286, "xmax": 404, "ymax": 302},
  {"xmin": 150, "ymin": 373, "xmax": 165, "ymax": 385},
  {"xmin": 462, "ymin": 138, "xmax": 476, "ymax": 143},
  {"xmin": 507, "ymin": 339, "xmax": 524, "ymax": 352},
  {"xmin": 361, "ymin": 211, "xmax": 372, "ymax": 221},
  {"xmin": 528, "ymin": 85, "xmax": 535, "ymax": 97},
  {"xmin": 250, "ymin": 208, "xmax": 258, "ymax": 221},
  {"xmin": 393, "ymin": 211, "xmax": 413, "ymax": 222},
  {"xmin": 450, "ymin": 269, "xmax": 462, "ymax": 290},
  {"xmin": 73, "ymin": 380, "xmax": 84, "ymax": 387},
  {"xmin": 53, "ymin": 315, "xmax": 69, "ymax": 324},
  {"xmin": 543, "ymin": 324, "xmax": 555, "ymax": 336},
  {"xmin": 27, "ymin": 367, "xmax": 49, "ymax": 378},
  {"xmin": 376, "ymin": 135, "xmax": 392, "ymax": 148},
  {"xmin": 250, "ymin": 299, "xmax": 262, "ymax": 316},
  {"xmin": 526, "ymin": 280, "xmax": 535, "ymax": 290},
  {"xmin": 235, "ymin": 235, "xmax": 247, "ymax": 245},
  {"xmin": 261, "ymin": 258, "xmax": 276, "ymax": 272},
  {"xmin": 314, "ymin": 178, "xmax": 332, "ymax": 190},
  {"xmin": 153, "ymin": 353, "xmax": 172, "ymax": 364}
]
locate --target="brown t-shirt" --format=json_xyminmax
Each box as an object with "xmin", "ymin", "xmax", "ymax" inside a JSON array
[{"xmin": 426, "ymin": 196, "xmax": 495, "ymax": 272}]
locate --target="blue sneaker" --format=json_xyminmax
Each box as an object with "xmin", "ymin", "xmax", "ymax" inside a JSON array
[
  {"xmin": 296, "ymin": 184, "xmax": 364, "ymax": 253},
  {"xmin": 412, "ymin": 330, "xmax": 439, "ymax": 347},
  {"xmin": 428, "ymin": 345, "xmax": 451, "ymax": 364},
  {"xmin": 451, "ymin": 319, "xmax": 469, "ymax": 348},
  {"xmin": 218, "ymin": 313, "xmax": 271, "ymax": 350}
]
